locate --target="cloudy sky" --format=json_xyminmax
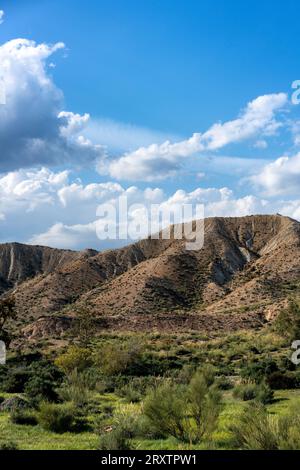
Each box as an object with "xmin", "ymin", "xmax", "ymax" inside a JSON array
[{"xmin": 1, "ymin": 0, "xmax": 300, "ymax": 250}]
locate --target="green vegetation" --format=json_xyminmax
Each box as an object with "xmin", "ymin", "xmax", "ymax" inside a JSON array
[{"xmin": 1, "ymin": 314, "xmax": 300, "ymax": 450}]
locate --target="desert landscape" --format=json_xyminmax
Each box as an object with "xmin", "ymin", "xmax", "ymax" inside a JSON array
[{"xmin": 1, "ymin": 214, "xmax": 300, "ymax": 450}]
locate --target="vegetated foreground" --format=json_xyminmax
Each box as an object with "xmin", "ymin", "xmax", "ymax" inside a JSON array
[
  {"xmin": 1, "ymin": 324, "xmax": 300, "ymax": 450},
  {"xmin": 1, "ymin": 214, "xmax": 300, "ymax": 449}
]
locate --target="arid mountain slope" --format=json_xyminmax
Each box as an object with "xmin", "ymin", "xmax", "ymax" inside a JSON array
[
  {"xmin": 73, "ymin": 214, "xmax": 300, "ymax": 327},
  {"xmin": 1, "ymin": 214, "xmax": 300, "ymax": 336},
  {"xmin": 0, "ymin": 243, "xmax": 79, "ymax": 295}
]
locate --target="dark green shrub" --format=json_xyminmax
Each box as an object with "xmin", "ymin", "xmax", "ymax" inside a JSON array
[
  {"xmin": 2, "ymin": 368, "xmax": 30, "ymax": 393},
  {"xmin": 25, "ymin": 375, "xmax": 58, "ymax": 402},
  {"xmin": 240, "ymin": 358, "xmax": 278, "ymax": 384},
  {"xmin": 266, "ymin": 372, "xmax": 297, "ymax": 390},
  {"xmin": 256, "ymin": 382, "xmax": 274, "ymax": 404},
  {"xmin": 98, "ymin": 428, "xmax": 133, "ymax": 450},
  {"xmin": 274, "ymin": 301, "xmax": 300, "ymax": 341},
  {"xmin": 116, "ymin": 383, "xmax": 142, "ymax": 403},
  {"xmin": 229, "ymin": 402, "xmax": 278, "ymax": 450},
  {"xmin": 0, "ymin": 441, "xmax": 19, "ymax": 450},
  {"xmin": 10, "ymin": 409, "xmax": 38, "ymax": 426},
  {"xmin": 38, "ymin": 402, "xmax": 78, "ymax": 433},
  {"xmin": 233, "ymin": 383, "xmax": 257, "ymax": 401},
  {"xmin": 143, "ymin": 368, "xmax": 222, "ymax": 444},
  {"xmin": 95, "ymin": 338, "xmax": 143, "ymax": 376}
]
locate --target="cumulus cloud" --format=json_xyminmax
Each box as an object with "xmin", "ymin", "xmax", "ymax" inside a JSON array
[
  {"xmin": 0, "ymin": 10, "xmax": 4, "ymax": 24},
  {"xmin": 1, "ymin": 166, "xmax": 298, "ymax": 250},
  {"xmin": 101, "ymin": 93, "xmax": 287, "ymax": 181},
  {"xmin": 30, "ymin": 180, "xmax": 300, "ymax": 250},
  {"xmin": 252, "ymin": 152, "xmax": 300, "ymax": 196},
  {"xmin": 0, "ymin": 38, "xmax": 105, "ymax": 171}
]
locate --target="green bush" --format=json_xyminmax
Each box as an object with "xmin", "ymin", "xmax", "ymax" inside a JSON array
[
  {"xmin": 0, "ymin": 441, "xmax": 19, "ymax": 450},
  {"xmin": 233, "ymin": 383, "xmax": 257, "ymax": 401},
  {"xmin": 55, "ymin": 346, "xmax": 92, "ymax": 374},
  {"xmin": 233, "ymin": 382, "xmax": 274, "ymax": 404},
  {"xmin": 274, "ymin": 300, "xmax": 300, "ymax": 341},
  {"xmin": 143, "ymin": 368, "xmax": 222, "ymax": 444},
  {"xmin": 58, "ymin": 369, "xmax": 92, "ymax": 407},
  {"xmin": 1, "ymin": 368, "xmax": 30, "ymax": 393},
  {"xmin": 95, "ymin": 338, "xmax": 143, "ymax": 376},
  {"xmin": 230, "ymin": 400, "xmax": 300, "ymax": 450},
  {"xmin": 98, "ymin": 428, "xmax": 134, "ymax": 450},
  {"xmin": 143, "ymin": 382, "xmax": 188, "ymax": 441},
  {"xmin": 229, "ymin": 402, "xmax": 278, "ymax": 450},
  {"xmin": 240, "ymin": 358, "xmax": 278, "ymax": 384},
  {"xmin": 38, "ymin": 402, "xmax": 78, "ymax": 433},
  {"xmin": 116, "ymin": 384, "xmax": 142, "ymax": 403},
  {"xmin": 266, "ymin": 371, "xmax": 297, "ymax": 390},
  {"xmin": 256, "ymin": 382, "xmax": 274, "ymax": 404},
  {"xmin": 10, "ymin": 409, "xmax": 38, "ymax": 426},
  {"xmin": 278, "ymin": 401, "xmax": 300, "ymax": 449}
]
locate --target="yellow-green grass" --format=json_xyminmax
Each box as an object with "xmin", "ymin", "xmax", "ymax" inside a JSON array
[{"xmin": 1, "ymin": 389, "xmax": 299, "ymax": 450}]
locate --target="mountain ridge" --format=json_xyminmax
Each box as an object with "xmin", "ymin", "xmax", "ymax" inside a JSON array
[{"xmin": 1, "ymin": 214, "xmax": 300, "ymax": 339}]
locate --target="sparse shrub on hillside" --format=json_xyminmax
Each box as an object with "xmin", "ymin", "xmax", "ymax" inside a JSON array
[
  {"xmin": 72, "ymin": 308, "xmax": 96, "ymax": 347},
  {"xmin": 95, "ymin": 338, "xmax": 143, "ymax": 376},
  {"xmin": 255, "ymin": 382, "xmax": 274, "ymax": 404},
  {"xmin": 54, "ymin": 346, "xmax": 92, "ymax": 374},
  {"xmin": 240, "ymin": 358, "xmax": 278, "ymax": 383},
  {"xmin": 143, "ymin": 382, "xmax": 188, "ymax": 441},
  {"xmin": 274, "ymin": 300, "xmax": 300, "ymax": 341},
  {"xmin": 0, "ymin": 296, "xmax": 17, "ymax": 344}
]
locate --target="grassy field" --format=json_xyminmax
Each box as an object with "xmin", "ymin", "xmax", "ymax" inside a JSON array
[
  {"xmin": 1, "ymin": 324, "xmax": 300, "ymax": 450},
  {"xmin": 1, "ymin": 389, "xmax": 300, "ymax": 450}
]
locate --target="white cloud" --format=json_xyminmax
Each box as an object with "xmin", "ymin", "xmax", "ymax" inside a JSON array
[
  {"xmin": 0, "ymin": 10, "xmax": 4, "ymax": 24},
  {"xmin": 252, "ymin": 152, "xmax": 300, "ymax": 196},
  {"xmin": 101, "ymin": 93, "xmax": 287, "ymax": 181},
  {"xmin": 0, "ymin": 38, "xmax": 105, "ymax": 171},
  {"xmin": 0, "ymin": 166, "xmax": 299, "ymax": 250},
  {"xmin": 29, "ymin": 182, "xmax": 300, "ymax": 250}
]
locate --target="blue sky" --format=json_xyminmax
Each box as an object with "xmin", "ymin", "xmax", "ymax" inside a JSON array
[
  {"xmin": 2, "ymin": 0, "xmax": 299, "ymax": 134},
  {"xmin": 1, "ymin": 1, "xmax": 300, "ymax": 249}
]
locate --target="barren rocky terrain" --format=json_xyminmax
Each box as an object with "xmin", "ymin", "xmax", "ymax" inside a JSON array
[{"xmin": 1, "ymin": 214, "xmax": 300, "ymax": 339}]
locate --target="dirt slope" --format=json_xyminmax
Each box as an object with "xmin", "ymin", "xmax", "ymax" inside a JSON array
[{"xmin": 1, "ymin": 214, "xmax": 300, "ymax": 336}]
